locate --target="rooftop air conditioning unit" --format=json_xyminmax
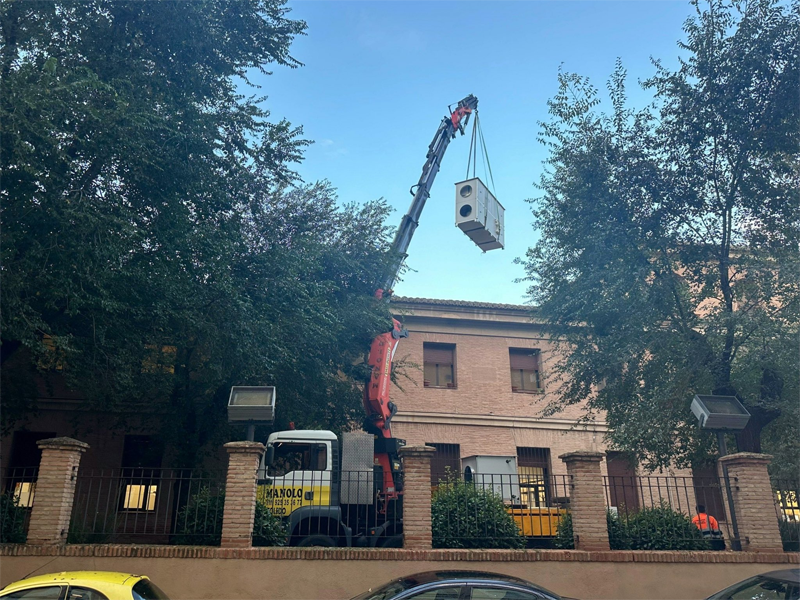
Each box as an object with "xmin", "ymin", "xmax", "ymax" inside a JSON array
[
  {"xmin": 455, "ymin": 178, "xmax": 505, "ymax": 251},
  {"xmin": 461, "ymin": 455, "xmax": 519, "ymax": 503}
]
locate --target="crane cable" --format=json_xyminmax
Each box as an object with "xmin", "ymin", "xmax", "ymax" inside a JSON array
[
  {"xmin": 464, "ymin": 112, "xmax": 497, "ymax": 195},
  {"xmin": 464, "ymin": 112, "xmax": 497, "ymax": 229}
]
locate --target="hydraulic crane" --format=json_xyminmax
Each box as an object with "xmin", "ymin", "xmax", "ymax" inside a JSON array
[
  {"xmin": 257, "ymin": 95, "xmax": 480, "ymax": 547},
  {"xmin": 363, "ymin": 94, "xmax": 478, "ymax": 503}
]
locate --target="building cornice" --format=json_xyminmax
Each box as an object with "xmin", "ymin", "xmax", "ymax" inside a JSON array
[{"xmin": 393, "ymin": 411, "xmax": 608, "ymax": 433}]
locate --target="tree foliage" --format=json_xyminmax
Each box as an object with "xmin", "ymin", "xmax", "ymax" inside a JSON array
[
  {"xmin": 523, "ymin": 0, "xmax": 799, "ymax": 470},
  {"xmin": 1, "ymin": 1, "xmax": 396, "ymax": 464}
]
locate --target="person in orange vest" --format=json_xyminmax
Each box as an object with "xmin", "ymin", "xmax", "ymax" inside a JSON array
[{"xmin": 692, "ymin": 504, "xmax": 720, "ymax": 533}]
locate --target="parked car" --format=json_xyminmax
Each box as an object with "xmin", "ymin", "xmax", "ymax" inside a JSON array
[
  {"xmin": 350, "ymin": 571, "xmax": 571, "ymax": 600},
  {"xmin": 0, "ymin": 571, "xmax": 169, "ymax": 600},
  {"xmin": 705, "ymin": 568, "xmax": 799, "ymax": 600}
]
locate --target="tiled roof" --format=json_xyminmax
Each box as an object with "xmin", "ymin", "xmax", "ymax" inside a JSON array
[{"xmin": 391, "ymin": 296, "xmax": 536, "ymax": 312}]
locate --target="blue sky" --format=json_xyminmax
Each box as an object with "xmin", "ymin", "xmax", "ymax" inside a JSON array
[{"xmin": 254, "ymin": 1, "xmax": 693, "ymax": 305}]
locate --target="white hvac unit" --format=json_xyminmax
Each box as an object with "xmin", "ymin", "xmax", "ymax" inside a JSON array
[
  {"xmin": 461, "ymin": 455, "xmax": 520, "ymax": 503},
  {"xmin": 455, "ymin": 177, "xmax": 505, "ymax": 251}
]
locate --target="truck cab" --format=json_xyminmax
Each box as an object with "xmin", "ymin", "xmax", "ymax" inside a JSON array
[{"xmin": 257, "ymin": 430, "xmax": 403, "ymax": 547}]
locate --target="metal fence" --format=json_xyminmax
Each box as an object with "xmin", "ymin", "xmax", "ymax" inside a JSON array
[
  {"xmin": 69, "ymin": 468, "xmax": 225, "ymax": 545},
  {"xmin": 1, "ymin": 467, "xmax": 38, "ymax": 543},
  {"xmin": 772, "ymin": 479, "xmax": 799, "ymax": 552},
  {"xmin": 255, "ymin": 469, "xmax": 401, "ymax": 547},
  {"xmin": 430, "ymin": 471, "xmax": 570, "ymax": 549},
  {"xmin": 603, "ymin": 474, "xmax": 735, "ymax": 550}
]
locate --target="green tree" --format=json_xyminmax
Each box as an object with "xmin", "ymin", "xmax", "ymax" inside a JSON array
[
  {"xmin": 522, "ymin": 0, "xmax": 799, "ymax": 471},
  {"xmin": 1, "ymin": 1, "xmax": 395, "ymax": 464}
]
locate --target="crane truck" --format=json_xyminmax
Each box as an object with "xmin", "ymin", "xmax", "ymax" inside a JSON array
[{"xmin": 256, "ymin": 95, "xmax": 479, "ymax": 548}]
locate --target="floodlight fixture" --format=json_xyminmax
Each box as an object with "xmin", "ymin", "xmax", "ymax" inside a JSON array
[
  {"xmin": 690, "ymin": 394, "xmax": 750, "ymax": 431},
  {"xmin": 228, "ymin": 385, "xmax": 276, "ymax": 435}
]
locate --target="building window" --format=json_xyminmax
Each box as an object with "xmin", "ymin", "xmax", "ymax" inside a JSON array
[
  {"xmin": 516, "ymin": 447, "xmax": 551, "ymax": 507},
  {"xmin": 509, "ymin": 349, "xmax": 542, "ymax": 393},
  {"xmin": 423, "ymin": 343, "xmax": 456, "ymax": 388},
  {"xmin": 428, "ymin": 443, "xmax": 461, "ymax": 486},
  {"xmin": 5, "ymin": 431, "xmax": 55, "ymax": 508},
  {"xmin": 119, "ymin": 435, "xmax": 163, "ymax": 511}
]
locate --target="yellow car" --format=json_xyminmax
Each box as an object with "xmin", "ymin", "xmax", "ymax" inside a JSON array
[{"xmin": 0, "ymin": 571, "xmax": 169, "ymax": 600}]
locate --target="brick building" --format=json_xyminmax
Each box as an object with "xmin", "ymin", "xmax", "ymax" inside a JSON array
[
  {"xmin": 388, "ymin": 297, "xmax": 723, "ymax": 517},
  {"xmin": 389, "ymin": 297, "xmax": 611, "ymax": 479}
]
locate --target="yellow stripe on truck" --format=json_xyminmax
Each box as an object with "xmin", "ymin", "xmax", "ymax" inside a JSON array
[{"xmin": 257, "ymin": 484, "xmax": 331, "ymax": 517}]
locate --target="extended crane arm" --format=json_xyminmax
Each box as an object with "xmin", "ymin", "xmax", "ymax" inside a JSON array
[
  {"xmin": 382, "ymin": 94, "xmax": 478, "ymax": 292},
  {"xmin": 363, "ymin": 95, "xmax": 477, "ymax": 500}
]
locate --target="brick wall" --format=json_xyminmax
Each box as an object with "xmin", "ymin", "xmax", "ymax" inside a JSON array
[{"xmin": 1, "ymin": 545, "xmax": 796, "ymax": 600}]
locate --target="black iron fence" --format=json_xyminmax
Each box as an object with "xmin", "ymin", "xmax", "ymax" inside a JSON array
[
  {"xmin": 69, "ymin": 468, "xmax": 225, "ymax": 545},
  {"xmin": 255, "ymin": 469, "xmax": 401, "ymax": 547},
  {"xmin": 430, "ymin": 471, "xmax": 570, "ymax": 549},
  {"xmin": 772, "ymin": 479, "xmax": 799, "ymax": 552},
  {"xmin": 1, "ymin": 467, "xmax": 38, "ymax": 543},
  {"xmin": 603, "ymin": 474, "xmax": 735, "ymax": 550}
]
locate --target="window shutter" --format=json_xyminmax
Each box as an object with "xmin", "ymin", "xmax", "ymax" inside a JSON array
[
  {"xmin": 424, "ymin": 344, "xmax": 454, "ymax": 364},
  {"xmin": 509, "ymin": 349, "xmax": 539, "ymax": 370}
]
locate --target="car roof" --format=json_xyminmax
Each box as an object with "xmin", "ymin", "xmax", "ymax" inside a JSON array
[
  {"xmin": 759, "ymin": 569, "xmax": 800, "ymax": 583},
  {"xmin": 2, "ymin": 572, "xmax": 144, "ymax": 592},
  {"xmin": 391, "ymin": 570, "xmax": 558, "ymax": 597}
]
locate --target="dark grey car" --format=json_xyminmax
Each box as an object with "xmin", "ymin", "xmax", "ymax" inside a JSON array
[
  {"xmin": 350, "ymin": 571, "xmax": 570, "ymax": 600},
  {"xmin": 705, "ymin": 569, "xmax": 800, "ymax": 600}
]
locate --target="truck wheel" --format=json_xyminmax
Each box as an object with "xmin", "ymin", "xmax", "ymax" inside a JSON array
[
  {"xmin": 379, "ymin": 534, "xmax": 403, "ymax": 548},
  {"xmin": 297, "ymin": 534, "xmax": 336, "ymax": 547}
]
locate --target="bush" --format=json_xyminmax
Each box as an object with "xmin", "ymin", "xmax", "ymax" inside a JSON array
[
  {"xmin": 553, "ymin": 512, "xmax": 574, "ymax": 549},
  {"xmin": 620, "ymin": 502, "xmax": 710, "ymax": 551},
  {"xmin": 553, "ymin": 504, "xmax": 710, "ymax": 551},
  {"xmin": 252, "ymin": 502, "xmax": 287, "ymax": 547},
  {"xmin": 431, "ymin": 476, "xmax": 524, "ymax": 549},
  {"xmin": 779, "ymin": 519, "xmax": 799, "ymax": 552},
  {"xmin": 0, "ymin": 493, "xmax": 27, "ymax": 544},
  {"xmin": 173, "ymin": 487, "xmax": 286, "ymax": 546},
  {"xmin": 554, "ymin": 510, "xmax": 630, "ymax": 550}
]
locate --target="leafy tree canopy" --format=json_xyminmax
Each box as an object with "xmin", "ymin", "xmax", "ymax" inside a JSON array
[
  {"xmin": 1, "ymin": 0, "xmax": 395, "ymax": 465},
  {"xmin": 523, "ymin": 0, "xmax": 799, "ymax": 472}
]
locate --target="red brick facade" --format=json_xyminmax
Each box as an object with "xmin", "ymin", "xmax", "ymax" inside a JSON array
[{"xmin": 390, "ymin": 298, "xmax": 610, "ymax": 478}]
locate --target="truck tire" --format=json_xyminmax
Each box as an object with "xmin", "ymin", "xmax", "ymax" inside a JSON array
[{"xmin": 297, "ymin": 534, "xmax": 336, "ymax": 547}]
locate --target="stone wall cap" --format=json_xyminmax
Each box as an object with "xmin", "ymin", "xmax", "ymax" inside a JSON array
[
  {"xmin": 224, "ymin": 441, "xmax": 265, "ymax": 454},
  {"xmin": 559, "ymin": 451, "xmax": 605, "ymax": 462},
  {"xmin": 36, "ymin": 437, "xmax": 89, "ymax": 451},
  {"xmin": 718, "ymin": 452, "xmax": 773, "ymax": 464},
  {"xmin": 400, "ymin": 445, "xmax": 437, "ymax": 455}
]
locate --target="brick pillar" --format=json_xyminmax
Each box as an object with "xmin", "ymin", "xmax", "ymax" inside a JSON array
[
  {"xmin": 559, "ymin": 451, "xmax": 610, "ymax": 551},
  {"xmin": 718, "ymin": 453, "xmax": 782, "ymax": 552},
  {"xmin": 221, "ymin": 441, "xmax": 264, "ymax": 548},
  {"xmin": 399, "ymin": 445, "xmax": 436, "ymax": 549},
  {"xmin": 27, "ymin": 437, "xmax": 89, "ymax": 546}
]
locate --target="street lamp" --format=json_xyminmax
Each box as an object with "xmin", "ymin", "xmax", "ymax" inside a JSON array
[
  {"xmin": 690, "ymin": 394, "xmax": 750, "ymax": 456},
  {"xmin": 690, "ymin": 394, "xmax": 751, "ymax": 551},
  {"xmin": 227, "ymin": 386, "xmax": 276, "ymax": 442}
]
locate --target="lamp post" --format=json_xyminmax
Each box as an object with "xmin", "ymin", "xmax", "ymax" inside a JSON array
[
  {"xmin": 690, "ymin": 394, "xmax": 751, "ymax": 551},
  {"xmin": 227, "ymin": 386, "xmax": 276, "ymax": 441}
]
